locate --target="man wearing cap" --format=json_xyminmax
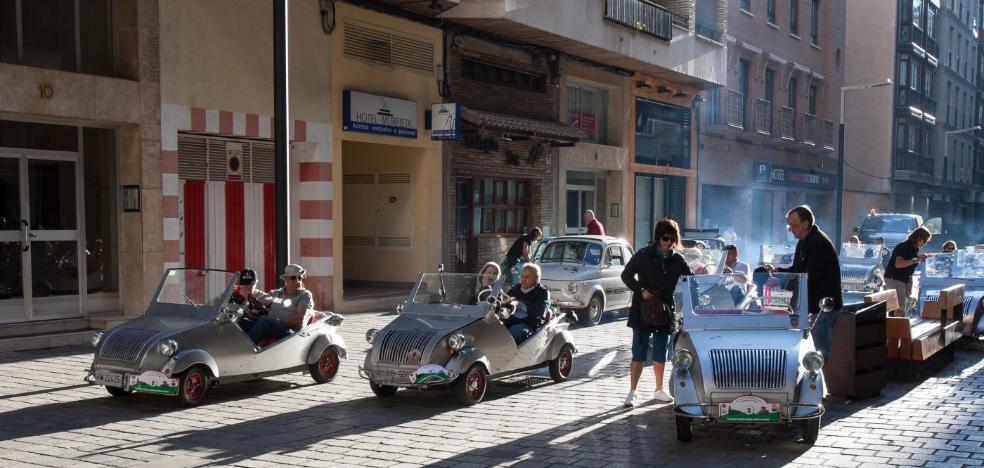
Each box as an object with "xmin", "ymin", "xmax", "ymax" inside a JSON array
[
  {"xmin": 248, "ymin": 264, "xmax": 315, "ymax": 346},
  {"xmin": 230, "ymin": 269, "xmax": 272, "ymax": 333}
]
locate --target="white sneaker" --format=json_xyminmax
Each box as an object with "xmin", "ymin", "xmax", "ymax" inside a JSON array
[
  {"xmin": 623, "ymin": 390, "xmax": 637, "ymax": 407},
  {"xmin": 653, "ymin": 389, "xmax": 673, "ymax": 402}
]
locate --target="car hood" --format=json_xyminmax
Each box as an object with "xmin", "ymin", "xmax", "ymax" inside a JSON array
[
  {"xmin": 384, "ymin": 313, "xmax": 483, "ymax": 333},
  {"xmin": 111, "ymin": 314, "xmax": 211, "ymax": 334},
  {"xmin": 539, "ymin": 262, "xmax": 599, "ymax": 280},
  {"xmin": 687, "ymin": 328, "xmax": 803, "ymax": 354}
]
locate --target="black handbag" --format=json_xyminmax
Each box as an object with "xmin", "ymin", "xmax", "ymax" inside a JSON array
[{"xmin": 640, "ymin": 294, "xmax": 673, "ymax": 331}]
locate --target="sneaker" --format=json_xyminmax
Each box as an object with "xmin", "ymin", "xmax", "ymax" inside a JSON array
[
  {"xmin": 653, "ymin": 389, "xmax": 673, "ymax": 402},
  {"xmin": 623, "ymin": 390, "xmax": 637, "ymax": 407}
]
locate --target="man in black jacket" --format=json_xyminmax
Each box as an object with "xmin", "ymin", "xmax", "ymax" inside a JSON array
[
  {"xmin": 765, "ymin": 205, "xmax": 842, "ymax": 359},
  {"xmin": 503, "ymin": 264, "xmax": 550, "ymax": 344}
]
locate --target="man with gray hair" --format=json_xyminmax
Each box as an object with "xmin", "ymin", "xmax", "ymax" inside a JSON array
[
  {"xmin": 502, "ymin": 263, "xmax": 550, "ymax": 344},
  {"xmin": 584, "ymin": 210, "xmax": 605, "ymax": 236}
]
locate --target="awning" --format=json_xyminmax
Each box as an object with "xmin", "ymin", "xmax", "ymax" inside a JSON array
[{"xmin": 461, "ymin": 107, "xmax": 586, "ymax": 142}]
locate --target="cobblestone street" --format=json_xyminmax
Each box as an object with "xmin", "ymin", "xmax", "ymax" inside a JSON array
[{"xmin": 1, "ymin": 311, "xmax": 983, "ymax": 467}]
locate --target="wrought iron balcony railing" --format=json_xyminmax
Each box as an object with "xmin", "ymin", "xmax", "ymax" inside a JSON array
[
  {"xmin": 605, "ymin": 0, "xmax": 680, "ymax": 41},
  {"xmin": 778, "ymin": 106, "xmax": 795, "ymax": 140},
  {"xmin": 823, "ymin": 120, "xmax": 835, "ymax": 150},
  {"xmin": 753, "ymin": 99, "xmax": 772, "ymax": 136},
  {"xmin": 802, "ymin": 113, "xmax": 817, "ymax": 146}
]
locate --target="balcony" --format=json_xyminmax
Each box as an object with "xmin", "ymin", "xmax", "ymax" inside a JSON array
[
  {"xmin": 823, "ymin": 120, "xmax": 835, "ymax": 150},
  {"xmin": 706, "ymin": 88, "xmax": 744, "ymax": 130},
  {"xmin": 778, "ymin": 107, "xmax": 796, "ymax": 141},
  {"xmin": 753, "ymin": 99, "xmax": 772, "ymax": 135},
  {"xmin": 894, "ymin": 151, "xmax": 935, "ymax": 183},
  {"xmin": 439, "ymin": 0, "xmax": 727, "ymax": 88},
  {"xmin": 802, "ymin": 113, "xmax": 817, "ymax": 146}
]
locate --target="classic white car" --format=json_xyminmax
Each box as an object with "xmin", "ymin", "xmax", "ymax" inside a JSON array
[{"xmin": 536, "ymin": 236, "xmax": 634, "ymax": 326}]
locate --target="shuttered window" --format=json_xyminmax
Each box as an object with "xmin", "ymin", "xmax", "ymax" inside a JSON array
[{"xmin": 177, "ymin": 133, "xmax": 275, "ymax": 183}]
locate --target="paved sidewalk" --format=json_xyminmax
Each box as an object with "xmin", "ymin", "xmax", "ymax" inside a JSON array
[{"xmin": 1, "ymin": 311, "xmax": 983, "ymax": 467}]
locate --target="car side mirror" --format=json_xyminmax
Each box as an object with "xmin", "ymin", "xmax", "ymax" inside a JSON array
[{"xmin": 819, "ymin": 297, "xmax": 836, "ymax": 314}]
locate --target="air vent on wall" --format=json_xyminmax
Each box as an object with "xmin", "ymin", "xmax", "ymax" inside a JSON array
[
  {"xmin": 377, "ymin": 172, "xmax": 412, "ymax": 184},
  {"xmin": 344, "ymin": 236, "xmax": 376, "ymax": 247},
  {"xmin": 251, "ymin": 142, "xmax": 275, "ymax": 183},
  {"xmin": 378, "ymin": 236, "xmax": 412, "ymax": 248},
  {"xmin": 344, "ymin": 22, "xmax": 434, "ymax": 74},
  {"xmin": 343, "ymin": 173, "xmax": 376, "ymax": 184},
  {"xmin": 177, "ymin": 135, "xmax": 208, "ymax": 180}
]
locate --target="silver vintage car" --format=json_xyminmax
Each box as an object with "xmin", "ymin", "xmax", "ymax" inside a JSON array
[
  {"xmin": 840, "ymin": 242, "xmax": 886, "ymax": 304},
  {"xmin": 359, "ymin": 270, "xmax": 578, "ymax": 405},
  {"xmin": 671, "ymin": 272, "xmax": 829, "ymax": 443},
  {"xmin": 86, "ymin": 268, "xmax": 347, "ymax": 406},
  {"xmin": 537, "ymin": 236, "xmax": 634, "ymax": 326}
]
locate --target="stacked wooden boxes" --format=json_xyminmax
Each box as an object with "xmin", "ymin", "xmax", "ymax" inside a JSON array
[
  {"xmin": 826, "ymin": 301, "xmax": 888, "ymax": 399},
  {"xmin": 884, "ymin": 284, "xmax": 964, "ymax": 380}
]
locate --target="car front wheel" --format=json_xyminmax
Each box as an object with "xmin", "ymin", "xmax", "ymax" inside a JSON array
[
  {"xmin": 106, "ymin": 386, "xmax": 132, "ymax": 397},
  {"xmin": 453, "ymin": 363, "xmax": 487, "ymax": 406},
  {"xmin": 675, "ymin": 415, "xmax": 692, "ymax": 442},
  {"xmin": 580, "ymin": 294, "xmax": 604, "ymax": 326},
  {"xmin": 549, "ymin": 344, "xmax": 574, "ymax": 383},
  {"xmin": 370, "ymin": 382, "xmax": 398, "ymax": 398},
  {"xmin": 309, "ymin": 347, "xmax": 340, "ymax": 384},
  {"xmin": 801, "ymin": 416, "xmax": 821, "ymax": 444},
  {"xmin": 177, "ymin": 365, "xmax": 209, "ymax": 406}
]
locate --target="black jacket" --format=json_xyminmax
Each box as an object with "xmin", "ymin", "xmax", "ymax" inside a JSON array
[
  {"xmin": 504, "ymin": 283, "xmax": 550, "ymax": 329},
  {"xmin": 621, "ymin": 246, "xmax": 693, "ymax": 330},
  {"xmin": 777, "ymin": 225, "xmax": 843, "ymax": 314}
]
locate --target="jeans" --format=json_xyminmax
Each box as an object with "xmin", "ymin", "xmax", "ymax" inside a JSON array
[
  {"xmin": 248, "ymin": 316, "xmax": 292, "ymax": 345},
  {"xmin": 810, "ymin": 309, "xmax": 839, "ymax": 361},
  {"xmin": 630, "ymin": 328, "xmax": 671, "ymax": 363},
  {"xmin": 508, "ymin": 322, "xmax": 532, "ymax": 344}
]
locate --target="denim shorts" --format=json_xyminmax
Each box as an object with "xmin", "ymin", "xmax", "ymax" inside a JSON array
[{"xmin": 631, "ymin": 328, "xmax": 671, "ymax": 363}]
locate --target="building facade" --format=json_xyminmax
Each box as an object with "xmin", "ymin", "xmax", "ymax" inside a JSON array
[{"xmin": 700, "ymin": 0, "xmax": 846, "ymax": 251}]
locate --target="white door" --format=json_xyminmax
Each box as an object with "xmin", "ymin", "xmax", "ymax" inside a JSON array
[{"xmin": 0, "ymin": 150, "xmax": 83, "ymax": 323}]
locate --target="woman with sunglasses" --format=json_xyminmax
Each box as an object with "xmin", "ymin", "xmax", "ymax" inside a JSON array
[{"xmin": 620, "ymin": 219, "xmax": 693, "ymax": 407}]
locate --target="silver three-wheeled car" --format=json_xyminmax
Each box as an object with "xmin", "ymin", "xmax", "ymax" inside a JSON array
[
  {"xmin": 670, "ymin": 273, "xmax": 829, "ymax": 443},
  {"xmin": 86, "ymin": 268, "xmax": 347, "ymax": 405},
  {"xmin": 359, "ymin": 271, "xmax": 578, "ymax": 405}
]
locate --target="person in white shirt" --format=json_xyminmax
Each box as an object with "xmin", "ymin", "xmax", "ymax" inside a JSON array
[{"xmin": 722, "ymin": 244, "xmax": 750, "ymax": 305}]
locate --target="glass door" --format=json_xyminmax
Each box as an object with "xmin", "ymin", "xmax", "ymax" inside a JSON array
[
  {"xmin": 0, "ymin": 150, "xmax": 83, "ymax": 323},
  {"xmin": 565, "ymin": 188, "xmax": 595, "ymax": 234},
  {"xmin": 633, "ymin": 174, "xmax": 666, "ymax": 251}
]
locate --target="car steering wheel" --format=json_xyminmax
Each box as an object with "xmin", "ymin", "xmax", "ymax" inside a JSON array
[
  {"xmin": 246, "ymin": 295, "xmax": 269, "ymax": 318},
  {"xmin": 476, "ymin": 287, "xmax": 493, "ymax": 303}
]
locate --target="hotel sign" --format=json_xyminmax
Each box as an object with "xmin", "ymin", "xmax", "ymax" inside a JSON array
[
  {"xmin": 430, "ymin": 102, "xmax": 461, "ymax": 140},
  {"xmin": 343, "ymin": 90, "xmax": 418, "ymax": 139},
  {"xmin": 754, "ymin": 162, "xmax": 834, "ymax": 189}
]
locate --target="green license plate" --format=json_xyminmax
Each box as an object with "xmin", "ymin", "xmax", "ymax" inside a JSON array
[{"xmin": 718, "ymin": 396, "xmax": 781, "ymax": 423}]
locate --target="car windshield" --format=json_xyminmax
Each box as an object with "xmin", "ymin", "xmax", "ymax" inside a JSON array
[
  {"xmin": 688, "ymin": 273, "xmax": 802, "ymax": 316},
  {"xmin": 410, "ymin": 273, "xmax": 503, "ymax": 310},
  {"xmin": 759, "ymin": 244, "xmax": 795, "ymax": 267},
  {"xmin": 678, "ymin": 247, "xmax": 723, "ymax": 274},
  {"xmin": 860, "ymin": 216, "xmax": 915, "ymax": 233},
  {"xmin": 540, "ymin": 240, "xmax": 603, "ymax": 265},
  {"xmin": 155, "ymin": 269, "xmax": 236, "ymax": 307},
  {"xmin": 925, "ymin": 250, "xmax": 984, "ymax": 278},
  {"xmin": 840, "ymin": 242, "xmax": 885, "ymax": 260}
]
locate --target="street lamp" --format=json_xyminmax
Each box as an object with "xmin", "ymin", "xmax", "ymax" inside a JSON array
[
  {"xmin": 942, "ymin": 126, "xmax": 981, "ymax": 223},
  {"xmin": 836, "ymin": 79, "xmax": 893, "ymax": 247}
]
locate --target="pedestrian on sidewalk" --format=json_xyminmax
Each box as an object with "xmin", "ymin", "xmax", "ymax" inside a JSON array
[
  {"xmin": 583, "ymin": 210, "xmax": 605, "ymax": 236},
  {"xmin": 884, "ymin": 227, "xmax": 932, "ymax": 313}
]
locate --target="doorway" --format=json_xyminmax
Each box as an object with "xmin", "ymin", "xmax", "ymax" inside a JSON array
[{"xmin": 0, "ymin": 150, "xmax": 83, "ymax": 323}]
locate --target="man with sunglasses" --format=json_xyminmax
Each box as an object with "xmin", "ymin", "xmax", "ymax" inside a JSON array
[{"xmin": 764, "ymin": 205, "xmax": 842, "ymax": 360}]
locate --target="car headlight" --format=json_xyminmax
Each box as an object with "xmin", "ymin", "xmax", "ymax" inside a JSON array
[
  {"xmin": 91, "ymin": 331, "xmax": 104, "ymax": 347},
  {"xmin": 671, "ymin": 349, "xmax": 693, "ymax": 370},
  {"xmin": 567, "ymin": 282, "xmax": 578, "ymax": 294},
  {"xmin": 447, "ymin": 333, "xmax": 466, "ymax": 351},
  {"xmin": 366, "ymin": 328, "xmax": 379, "ymax": 344},
  {"xmin": 803, "ymin": 351, "xmax": 824, "ymax": 373},
  {"xmin": 159, "ymin": 339, "xmax": 178, "ymax": 357}
]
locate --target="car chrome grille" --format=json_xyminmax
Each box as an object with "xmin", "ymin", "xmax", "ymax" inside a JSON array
[
  {"xmin": 99, "ymin": 329, "xmax": 160, "ymax": 362},
  {"xmin": 841, "ymin": 265, "xmax": 872, "ymax": 284},
  {"xmin": 709, "ymin": 349, "xmax": 786, "ymax": 389},
  {"xmin": 377, "ymin": 329, "xmax": 437, "ymax": 365}
]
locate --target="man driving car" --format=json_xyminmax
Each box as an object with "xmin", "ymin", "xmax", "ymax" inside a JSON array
[
  {"xmin": 502, "ymin": 264, "xmax": 550, "ymax": 344},
  {"xmin": 229, "ymin": 269, "xmax": 272, "ymax": 333}
]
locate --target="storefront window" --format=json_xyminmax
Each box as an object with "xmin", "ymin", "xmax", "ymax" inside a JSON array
[
  {"xmin": 567, "ymin": 84, "xmax": 608, "ymax": 144},
  {"xmin": 635, "ymin": 99, "xmax": 691, "ymax": 168},
  {"xmin": 472, "ymin": 178, "xmax": 530, "ymax": 235}
]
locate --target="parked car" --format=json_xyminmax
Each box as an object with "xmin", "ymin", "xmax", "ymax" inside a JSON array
[
  {"xmin": 856, "ymin": 213, "xmax": 940, "ymax": 252},
  {"xmin": 671, "ymin": 272, "xmax": 830, "ymax": 443},
  {"xmin": 359, "ymin": 270, "xmax": 578, "ymax": 405},
  {"xmin": 86, "ymin": 268, "xmax": 347, "ymax": 406},
  {"xmin": 536, "ymin": 235, "xmax": 634, "ymax": 326},
  {"xmin": 681, "ymin": 228, "xmax": 727, "ymax": 251},
  {"xmin": 840, "ymin": 242, "xmax": 885, "ymax": 304}
]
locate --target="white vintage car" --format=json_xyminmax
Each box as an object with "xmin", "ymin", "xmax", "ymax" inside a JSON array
[{"xmin": 536, "ymin": 236, "xmax": 634, "ymax": 326}]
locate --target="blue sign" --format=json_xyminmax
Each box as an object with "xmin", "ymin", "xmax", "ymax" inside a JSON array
[{"xmin": 343, "ymin": 90, "xmax": 418, "ymax": 139}]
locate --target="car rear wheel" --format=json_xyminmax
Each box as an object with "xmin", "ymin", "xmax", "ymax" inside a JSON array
[
  {"xmin": 105, "ymin": 386, "xmax": 132, "ymax": 397},
  {"xmin": 549, "ymin": 344, "xmax": 574, "ymax": 383},
  {"xmin": 370, "ymin": 382, "xmax": 398, "ymax": 398},
  {"xmin": 309, "ymin": 347, "xmax": 340, "ymax": 384},
  {"xmin": 453, "ymin": 364, "xmax": 487, "ymax": 406},
  {"xmin": 177, "ymin": 365, "xmax": 209, "ymax": 406},
  {"xmin": 580, "ymin": 294, "xmax": 604, "ymax": 326},
  {"xmin": 801, "ymin": 416, "xmax": 820, "ymax": 444},
  {"xmin": 675, "ymin": 416, "xmax": 692, "ymax": 442}
]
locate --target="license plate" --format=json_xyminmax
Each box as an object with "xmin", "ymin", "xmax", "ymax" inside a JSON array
[
  {"xmin": 127, "ymin": 371, "xmax": 179, "ymax": 395},
  {"xmin": 93, "ymin": 372, "xmax": 123, "ymax": 388},
  {"xmin": 718, "ymin": 395, "xmax": 781, "ymax": 423}
]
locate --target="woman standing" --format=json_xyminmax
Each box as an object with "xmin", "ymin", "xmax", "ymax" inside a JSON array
[
  {"xmin": 884, "ymin": 227, "xmax": 932, "ymax": 312},
  {"xmin": 620, "ymin": 219, "xmax": 693, "ymax": 407}
]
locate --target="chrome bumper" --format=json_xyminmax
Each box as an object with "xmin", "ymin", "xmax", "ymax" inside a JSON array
[{"xmin": 674, "ymin": 402, "xmax": 825, "ymax": 421}]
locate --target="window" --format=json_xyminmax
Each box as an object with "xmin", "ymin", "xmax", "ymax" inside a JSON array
[
  {"xmin": 946, "ymin": 81, "xmax": 952, "ymax": 124},
  {"xmin": 471, "ymin": 178, "xmax": 531, "ymax": 235},
  {"xmin": 899, "ymin": 55, "xmax": 909, "ymax": 87},
  {"xmin": 808, "ymin": 86, "xmax": 817, "ymax": 115},
  {"xmin": 926, "ymin": 5, "xmax": 936, "ymax": 38},
  {"xmin": 606, "ymin": 246, "xmax": 627, "ymax": 267},
  {"xmin": 913, "ymin": 0, "xmax": 923, "ymax": 28},
  {"xmin": 921, "ymin": 128, "xmax": 930, "ymax": 156},
  {"xmin": 741, "ymin": 0, "xmax": 751, "ymax": 11},
  {"xmin": 896, "ymin": 119, "xmax": 906, "ymax": 150},
  {"xmin": 461, "ymin": 58, "xmax": 546, "ymax": 93},
  {"xmin": 635, "ymin": 98, "xmax": 691, "ymax": 168},
  {"xmin": 907, "ymin": 123, "xmax": 916, "ymax": 152},
  {"xmin": 765, "ymin": 69, "xmax": 775, "ymax": 102},
  {"xmin": 789, "ymin": 0, "xmax": 799, "ymax": 34},
  {"xmin": 788, "ymin": 78, "xmax": 798, "ymax": 109},
  {"xmin": 2, "ymin": 0, "xmax": 114, "ymax": 76},
  {"xmin": 924, "ymin": 66, "xmax": 932, "ymax": 95},
  {"xmin": 910, "ymin": 60, "xmax": 920, "ymax": 91},
  {"xmin": 810, "ymin": 0, "xmax": 820, "ymax": 45},
  {"xmin": 767, "ymin": 0, "xmax": 776, "ymax": 23},
  {"xmin": 567, "ymin": 84, "xmax": 608, "ymax": 144}
]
